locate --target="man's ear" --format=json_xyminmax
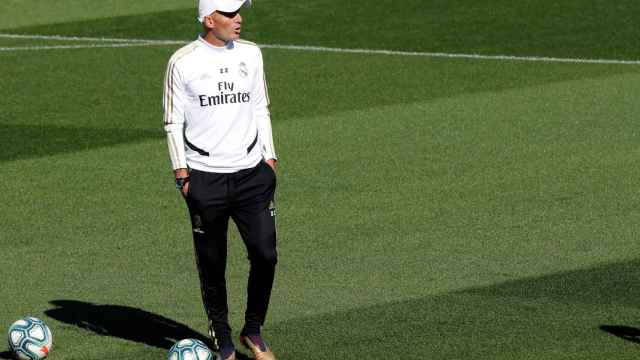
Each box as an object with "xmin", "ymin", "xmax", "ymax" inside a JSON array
[{"xmin": 203, "ymin": 14, "xmax": 215, "ymax": 29}]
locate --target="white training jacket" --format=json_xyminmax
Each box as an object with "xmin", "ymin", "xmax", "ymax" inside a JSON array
[{"xmin": 163, "ymin": 36, "xmax": 276, "ymax": 173}]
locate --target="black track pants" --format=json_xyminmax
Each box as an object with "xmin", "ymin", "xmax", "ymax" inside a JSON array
[{"xmin": 185, "ymin": 160, "xmax": 277, "ymax": 349}]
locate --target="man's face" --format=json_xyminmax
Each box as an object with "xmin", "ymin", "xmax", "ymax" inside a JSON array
[{"xmin": 206, "ymin": 10, "xmax": 243, "ymax": 43}]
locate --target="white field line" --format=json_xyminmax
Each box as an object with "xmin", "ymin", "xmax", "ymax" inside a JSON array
[
  {"xmin": 0, "ymin": 42, "xmax": 182, "ymax": 51},
  {"xmin": 0, "ymin": 33, "xmax": 175, "ymax": 43},
  {"xmin": 260, "ymin": 44, "xmax": 640, "ymax": 65},
  {"xmin": 0, "ymin": 33, "xmax": 639, "ymax": 65}
]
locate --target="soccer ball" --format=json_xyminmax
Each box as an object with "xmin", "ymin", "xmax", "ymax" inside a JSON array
[
  {"xmin": 168, "ymin": 338, "xmax": 217, "ymax": 360},
  {"xmin": 7, "ymin": 317, "xmax": 53, "ymax": 360}
]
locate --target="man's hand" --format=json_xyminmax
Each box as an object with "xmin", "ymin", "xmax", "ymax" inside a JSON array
[
  {"xmin": 175, "ymin": 168, "xmax": 190, "ymax": 197},
  {"xmin": 180, "ymin": 182, "xmax": 190, "ymax": 197},
  {"xmin": 265, "ymin": 159, "xmax": 277, "ymax": 173}
]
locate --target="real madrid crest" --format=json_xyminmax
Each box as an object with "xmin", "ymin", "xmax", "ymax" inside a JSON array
[{"xmin": 239, "ymin": 62, "xmax": 248, "ymax": 78}]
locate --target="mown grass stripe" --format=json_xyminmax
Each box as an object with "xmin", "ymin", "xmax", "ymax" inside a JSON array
[{"xmin": 1, "ymin": 33, "xmax": 639, "ymax": 65}]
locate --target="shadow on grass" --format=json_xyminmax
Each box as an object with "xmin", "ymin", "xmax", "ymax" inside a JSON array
[
  {"xmin": 0, "ymin": 125, "xmax": 163, "ymax": 162},
  {"xmin": 0, "ymin": 351, "xmax": 14, "ymax": 360},
  {"xmin": 600, "ymin": 325, "xmax": 640, "ymax": 345},
  {"xmin": 1, "ymin": 8, "xmax": 197, "ymax": 41},
  {"xmin": 33, "ymin": 261, "xmax": 640, "ymax": 359},
  {"xmin": 267, "ymin": 259, "xmax": 640, "ymax": 359},
  {"xmin": 44, "ymin": 300, "xmax": 251, "ymax": 359}
]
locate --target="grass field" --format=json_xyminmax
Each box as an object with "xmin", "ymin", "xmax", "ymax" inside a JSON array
[{"xmin": 1, "ymin": 0, "xmax": 640, "ymax": 359}]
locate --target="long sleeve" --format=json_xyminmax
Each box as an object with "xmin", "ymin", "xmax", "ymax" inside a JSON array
[
  {"xmin": 253, "ymin": 49, "xmax": 277, "ymax": 161},
  {"xmin": 163, "ymin": 57, "xmax": 188, "ymax": 170}
]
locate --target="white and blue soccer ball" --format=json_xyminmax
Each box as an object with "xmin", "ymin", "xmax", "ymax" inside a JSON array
[
  {"xmin": 7, "ymin": 317, "xmax": 53, "ymax": 360},
  {"xmin": 168, "ymin": 338, "xmax": 217, "ymax": 360}
]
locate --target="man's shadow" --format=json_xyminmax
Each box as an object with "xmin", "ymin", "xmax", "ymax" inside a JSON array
[
  {"xmin": 600, "ymin": 325, "xmax": 640, "ymax": 345},
  {"xmin": 42, "ymin": 299, "xmax": 251, "ymax": 359}
]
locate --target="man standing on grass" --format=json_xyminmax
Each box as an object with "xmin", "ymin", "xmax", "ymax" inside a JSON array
[{"xmin": 162, "ymin": 0, "xmax": 278, "ymax": 359}]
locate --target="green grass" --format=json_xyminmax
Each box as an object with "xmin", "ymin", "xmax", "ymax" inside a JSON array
[
  {"xmin": 1, "ymin": 0, "xmax": 640, "ymax": 359},
  {"xmin": 0, "ymin": 0, "xmax": 194, "ymax": 29},
  {"xmin": 3, "ymin": 0, "xmax": 639, "ymax": 59}
]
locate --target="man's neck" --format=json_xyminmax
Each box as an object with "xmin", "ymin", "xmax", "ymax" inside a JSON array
[{"xmin": 202, "ymin": 32, "xmax": 227, "ymax": 47}]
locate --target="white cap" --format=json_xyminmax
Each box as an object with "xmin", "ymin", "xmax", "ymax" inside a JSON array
[{"xmin": 198, "ymin": 0, "xmax": 251, "ymax": 22}]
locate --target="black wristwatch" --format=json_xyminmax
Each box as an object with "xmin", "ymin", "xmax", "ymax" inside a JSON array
[{"xmin": 175, "ymin": 177, "xmax": 190, "ymax": 190}]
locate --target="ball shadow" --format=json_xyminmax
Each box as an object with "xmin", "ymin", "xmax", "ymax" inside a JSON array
[{"xmin": 0, "ymin": 351, "xmax": 15, "ymax": 359}]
